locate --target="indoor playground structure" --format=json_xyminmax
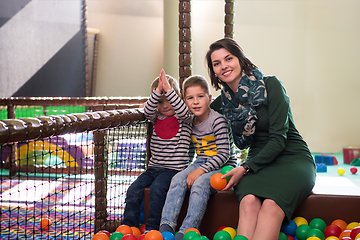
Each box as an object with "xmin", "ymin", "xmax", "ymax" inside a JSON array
[{"xmin": 1, "ymin": 0, "xmax": 360, "ymax": 240}]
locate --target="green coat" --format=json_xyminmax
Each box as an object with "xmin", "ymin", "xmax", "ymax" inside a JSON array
[{"xmin": 212, "ymin": 76, "xmax": 316, "ymax": 222}]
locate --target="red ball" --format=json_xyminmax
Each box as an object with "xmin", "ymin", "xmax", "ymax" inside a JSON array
[
  {"xmin": 351, "ymin": 226, "xmax": 360, "ymax": 240},
  {"xmin": 287, "ymin": 236, "xmax": 295, "ymax": 240},
  {"xmin": 350, "ymin": 166, "xmax": 358, "ymax": 174},
  {"xmin": 138, "ymin": 234, "xmax": 146, "ymax": 240},
  {"xmin": 98, "ymin": 230, "xmax": 111, "ymax": 238},
  {"xmin": 210, "ymin": 173, "xmax": 227, "ymax": 191},
  {"xmin": 123, "ymin": 234, "xmax": 138, "ymax": 240},
  {"xmin": 324, "ymin": 224, "xmax": 342, "ymax": 238},
  {"xmin": 217, "ymin": 226, "xmax": 227, "ymax": 232},
  {"xmin": 139, "ymin": 224, "xmax": 146, "ymax": 234}
]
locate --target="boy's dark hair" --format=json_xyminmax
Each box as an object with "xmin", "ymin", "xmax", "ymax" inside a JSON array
[
  {"xmin": 182, "ymin": 75, "xmax": 210, "ymax": 98},
  {"xmin": 151, "ymin": 75, "xmax": 180, "ymax": 95}
]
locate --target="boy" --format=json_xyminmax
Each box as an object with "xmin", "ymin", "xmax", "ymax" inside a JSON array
[
  {"xmin": 121, "ymin": 69, "xmax": 194, "ymax": 231},
  {"xmin": 159, "ymin": 75, "xmax": 237, "ymax": 240}
]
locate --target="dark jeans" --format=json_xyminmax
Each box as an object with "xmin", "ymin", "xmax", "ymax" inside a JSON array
[{"xmin": 122, "ymin": 167, "xmax": 179, "ymax": 230}]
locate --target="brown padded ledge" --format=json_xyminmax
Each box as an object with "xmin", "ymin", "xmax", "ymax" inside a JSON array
[{"xmin": 144, "ymin": 188, "xmax": 360, "ymax": 238}]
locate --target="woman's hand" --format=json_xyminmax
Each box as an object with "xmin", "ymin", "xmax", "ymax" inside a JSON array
[
  {"xmin": 186, "ymin": 168, "xmax": 205, "ymax": 189},
  {"xmin": 221, "ymin": 166, "xmax": 246, "ymax": 190}
]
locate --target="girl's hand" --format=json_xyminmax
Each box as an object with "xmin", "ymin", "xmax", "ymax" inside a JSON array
[
  {"xmin": 221, "ymin": 167, "xmax": 246, "ymax": 190},
  {"xmin": 186, "ymin": 168, "xmax": 205, "ymax": 189},
  {"xmin": 159, "ymin": 68, "xmax": 172, "ymax": 93}
]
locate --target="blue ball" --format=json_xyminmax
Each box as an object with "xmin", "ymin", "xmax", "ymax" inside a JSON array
[
  {"xmin": 281, "ymin": 220, "xmax": 298, "ymax": 236},
  {"xmin": 162, "ymin": 231, "xmax": 175, "ymax": 240}
]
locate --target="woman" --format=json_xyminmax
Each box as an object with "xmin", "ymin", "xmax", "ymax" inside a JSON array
[{"xmin": 205, "ymin": 38, "xmax": 316, "ymax": 240}]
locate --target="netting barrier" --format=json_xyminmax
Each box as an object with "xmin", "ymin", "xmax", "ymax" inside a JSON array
[{"xmin": 0, "ymin": 107, "xmax": 149, "ymax": 239}]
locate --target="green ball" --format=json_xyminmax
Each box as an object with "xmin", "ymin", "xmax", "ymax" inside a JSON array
[
  {"xmin": 183, "ymin": 231, "xmax": 200, "ymax": 240},
  {"xmin": 278, "ymin": 232, "xmax": 287, "ymax": 240},
  {"xmin": 309, "ymin": 218, "xmax": 327, "ymax": 232},
  {"xmin": 199, "ymin": 236, "xmax": 209, "ymax": 240},
  {"xmin": 296, "ymin": 224, "xmax": 311, "ymax": 240},
  {"xmin": 306, "ymin": 228, "xmax": 325, "ymax": 240},
  {"xmin": 233, "ymin": 235, "xmax": 248, "ymax": 240},
  {"xmin": 221, "ymin": 166, "xmax": 234, "ymax": 182},
  {"xmin": 213, "ymin": 231, "xmax": 232, "ymax": 240},
  {"xmin": 109, "ymin": 232, "xmax": 124, "ymax": 240}
]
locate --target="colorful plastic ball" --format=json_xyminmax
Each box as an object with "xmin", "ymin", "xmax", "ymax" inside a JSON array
[
  {"xmin": 296, "ymin": 224, "xmax": 311, "ymax": 240},
  {"xmin": 131, "ymin": 227, "xmax": 142, "ymax": 238},
  {"xmin": 307, "ymin": 228, "xmax": 325, "ymax": 240},
  {"xmin": 213, "ymin": 230, "xmax": 232, "ymax": 240},
  {"xmin": 337, "ymin": 168, "xmax": 345, "ymax": 176},
  {"xmin": 110, "ymin": 232, "xmax": 124, "ymax": 240},
  {"xmin": 162, "ymin": 231, "xmax": 175, "ymax": 240},
  {"xmin": 217, "ymin": 226, "xmax": 227, "ymax": 232},
  {"xmin": 279, "ymin": 232, "xmax": 288, "ymax": 240},
  {"xmin": 140, "ymin": 224, "xmax": 146, "ymax": 234},
  {"xmin": 339, "ymin": 229, "xmax": 352, "ymax": 239},
  {"xmin": 223, "ymin": 227, "xmax": 237, "ymax": 239},
  {"xmin": 310, "ymin": 218, "xmax": 327, "ymax": 232},
  {"xmin": 281, "ymin": 220, "xmax": 298, "ymax": 236},
  {"xmin": 210, "ymin": 173, "xmax": 227, "ymax": 191},
  {"xmin": 350, "ymin": 166, "xmax": 358, "ymax": 174},
  {"xmin": 339, "ymin": 237, "xmax": 352, "ymax": 240},
  {"xmin": 331, "ymin": 220, "xmax": 348, "ymax": 232},
  {"xmin": 98, "ymin": 230, "xmax": 111, "ymax": 238},
  {"xmin": 40, "ymin": 218, "xmax": 52, "ymax": 230},
  {"xmin": 116, "ymin": 225, "xmax": 132, "ymax": 235},
  {"xmin": 145, "ymin": 230, "xmax": 163, "ymax": 240},
  {"xmin": 93, "ymin": 232, "xmax": 110, "ymax": 240},
  {"xmin": 138, "ymin": 234, "xmax": 146, "ymax": 240},
  {"xmin": 307, "ymin": 237, "xmax": 321, "ymax": 240},
  {"xmin": 221, "ymin": 166, "xmax": 234, "ymax": 182},
  {"xmin": 325, "ymin": 237, "xmax": 339, "ymax": 240},
  {"xmin": 287, "ymin": 236, "xmax": 295, "ymax": 240},
  {"xmin": 324, "ymin": 225, "xmax": 342, "ymax": 238},
  {"xmin": 123, "ymin": 234, "xmax": 138, "ymax": 240},
  {"xmin": 350, "ymin": 227, "xmax": 360, "ymax": 240},
  {"xmin": 233, "ymin": 235, "xmax": 248, "ymax": 240},
  {"xmin": 293, "ymin": 217, "xmax": 309, "ymax": 227},
  {"xmin": 184, "ymin": 228, "xmax": 201, "ymax": 236},
  {"xmin": 183, "ymin": 230, "xmax": 200, "ymax": 240},
  {"xmin": 200, "ymin": 236, "xmax": 209, "ymax": 240},
  {"xmin": 347, "ymin": 222, "xmax": 360, "ymax": 230},
  {"xmin": 355, "ymin": 234, "xmax": 360, "ymax": 240}
]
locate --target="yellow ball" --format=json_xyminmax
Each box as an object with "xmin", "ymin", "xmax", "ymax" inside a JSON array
[
  {"xmin": 307, "ymin": 237, "xmax": 321, "ymax": 240},
  {"xmin": 293, "ymin": 216, "xmax": 309, "ymax": 226},
  {"xmin": 347, "ymin": 222, "xmax": 360, "ymax": 229},
  {"xmin": 337, "ymin": 168, "xmax": 345, "ymax": 176},
  {"xmin": 223, "ymin": 227, "xmax": 237, "ymax": 239},
  {"xmin": 325, "ymin": 237, "xmax": 339, "ymax": 240},
  {"xmin": 355, "ymin": 234, "xmax": 360, "ymax": 240}
]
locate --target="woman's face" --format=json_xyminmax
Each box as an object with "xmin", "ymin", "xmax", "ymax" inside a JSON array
[{"xmin": 211, "ymin": 48, "xmax": 242, "ymax": 91}]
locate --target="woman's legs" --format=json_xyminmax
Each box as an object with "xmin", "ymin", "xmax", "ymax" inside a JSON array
[{"xmin": 237, "ymin": 195, "xmax": 285, "ymax": 240}]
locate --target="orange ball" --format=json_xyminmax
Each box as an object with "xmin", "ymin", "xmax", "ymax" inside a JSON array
[
  {"xmin": 40, "ymin": 218, "xmax": 52, "ymax": 230},
  {"xmin": 339, "ymin": 229, "xmax": 352, "ymax": 239},
  {"xmin": 131, "ymin": 226, "xmax": 142, "ymax": 238},
  {"xmin": 92, "ymin": 232, "xmax": 109, "ymax": 240},
  {"xmin": 116, "ymin": 225, "xmax": 133, "ymax": 235},
  {"xmin": 210, "ymin": 173, "xmax": 227, "ymax": 191},
  {"xmin": 332, "ymin": 220, "xmax": 348, "ymax": 232},
  {"xmin": 145, "ymin": 230, "xmax": 163, "ymax": 240},
  {"xmin": 184, "ymin": 228, "xmax": 201, "ymax": 236}
]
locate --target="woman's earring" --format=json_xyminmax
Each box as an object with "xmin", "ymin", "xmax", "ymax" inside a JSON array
[{"xmin": 214, "ymin": 74, "xmax": 217, "ymax": 78}]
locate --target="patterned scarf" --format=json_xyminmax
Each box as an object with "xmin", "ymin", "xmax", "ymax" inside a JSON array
[{"xmin": 221, "ymin": 68, "xmax": 268, "ymax": 150}]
